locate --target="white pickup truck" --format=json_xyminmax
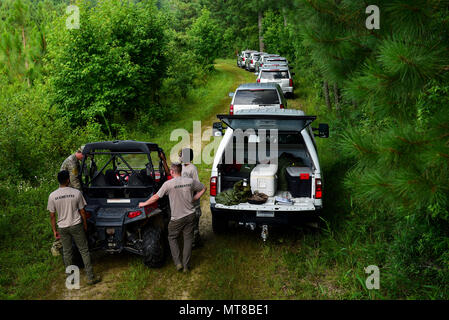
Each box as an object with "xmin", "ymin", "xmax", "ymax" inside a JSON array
[{"xmin": 210, "ymin": 108, "xmax": 329, "ymax": 240}]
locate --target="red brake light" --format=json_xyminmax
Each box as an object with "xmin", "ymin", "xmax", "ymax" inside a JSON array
[
  {"xmin": 242, "ymin": 57, "xmax": 245, "ymax": 61},
  {"xmin": 230, "ymin": 104, "xmax": 234, "ymax": 115},
  {"xmin": 289, "ymin": 79, "xmax": 293, "ymax": 87},
  {"xmin": 300, "ymin": 173, "xmax": 309, "ymax": 180},
  {"xmin": 257, "ymin": 78, "xmax": 260, "ymax": 83},
  {"xmin": 210, "ymin": 176, "xmax": 217, "ymax": 196},
  {"xmin": 280, "ymin": 104, "xmax": 284, "ymax": 109},
  {"xmin": 315, "ymin": 178, "xmax": 322, "ymax": 199},
  {"xmin": 251, "ymin": 59, "xmax": 254, "ymax": 64},
  {"xmin": 128, "ymin": 210, "xmax": 142, "ymax": 219}
]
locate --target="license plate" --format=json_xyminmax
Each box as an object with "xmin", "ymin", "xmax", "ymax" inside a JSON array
[{"xmin": 257, "ymin": 211, "xmax": 275, "ymax": 218}]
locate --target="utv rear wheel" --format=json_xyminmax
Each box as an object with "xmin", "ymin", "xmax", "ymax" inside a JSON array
[
  {"xmin": 212, "ymin": 213, "xmax": 228, "ymax": 234},
  {"xmin": 142, "ymin": 226, "xmax": 165, "ymax": 268}
]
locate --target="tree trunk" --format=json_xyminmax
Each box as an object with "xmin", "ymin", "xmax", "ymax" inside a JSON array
[
  {"xmin": 258, "ymin": 11, "xmax": 264, "ymax": 52},
  {"xmin": 333, "ymin": 83, "xmax": 340, "ymax": 112},
  {"xmin": 323, "ymin": 81, "xmax": 332, "ymax": 111},
  {"xmin": 21, "ymin": 26, "xmax": 30, "ymax": 86},
  {"xmin": 283, "ymin": 8, "xmax": 287, "ymax": 27}
]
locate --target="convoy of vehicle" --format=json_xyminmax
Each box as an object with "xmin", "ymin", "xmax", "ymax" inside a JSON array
[{"xmin": 211, "ymin": 49, "xmax": 329, "ymax": 240}]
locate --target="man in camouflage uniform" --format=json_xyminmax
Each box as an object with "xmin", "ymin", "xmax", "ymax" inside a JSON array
[{"xmin": 61, "ymin": 146, "xmax": 84, "ymax": 190}]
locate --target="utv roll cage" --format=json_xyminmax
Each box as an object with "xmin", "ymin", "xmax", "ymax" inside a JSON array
[{"xmin": 79, "ymin": 140, "xmax": 168, "ymax": 196}]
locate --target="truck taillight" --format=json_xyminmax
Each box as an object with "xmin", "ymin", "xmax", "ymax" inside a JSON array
[
  {"xmin": 128, "ymin": 210, "xmax": 142, "ymax": 218},
  {"xmin": 280, "ymin": 104, "xmax": 284, "ymax": 109},
  {"xmin": 289, "ymin": 78, "xmax": 293, "ymax": 87},
  {"xmin": 257, "ymin": 78, "xmax": 260, "ymax": 83},
  {"xmin": 251, "ymin": 59, "xmax": 254, "ymax": 64},
  {"xmin": 315, "ymin": 178, "xmax": 322, "ymax": 199},
  {"xmin": 210, "ymin": 176, "xmax": 217, "ymax": 196},
  {"xmin": 242, "ymin": 57, "xmax": 245, "ymax": 61},
  {"xmin": 230, "ymin": 104, "xmax": 234, "ymax": 115}
]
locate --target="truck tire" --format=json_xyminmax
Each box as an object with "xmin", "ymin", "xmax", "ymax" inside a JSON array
[
  {"xmin": 142, "ymin": 225, "xmax": 165, "ymax": 268},
  {"xmin": 212, "ymin": 212, "xmax": 228, "ymax": 234}
]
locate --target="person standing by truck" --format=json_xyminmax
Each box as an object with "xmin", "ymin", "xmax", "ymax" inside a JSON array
[
  {"xmin": 60, "ymin": 146, "xmax": 84, "ymax": 190},
  {"xmin": 179, "ymin": 148, "xmax": 203, "ymax": 248},
  {"xmin": 47, "ymin": 170, "xmax": 101, "ymax": 285},
  {"xmin": 138, "ymin": 163, "xmax": 206, "ymax": 273}
]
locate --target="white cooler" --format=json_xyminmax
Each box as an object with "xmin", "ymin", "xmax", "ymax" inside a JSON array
[{"xmin": 250, "ymin": 164, "xmax": 278, "ymax": 197}]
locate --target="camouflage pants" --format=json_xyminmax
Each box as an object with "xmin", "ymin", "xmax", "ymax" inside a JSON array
[{"xmin": 59, "ymin": 223, "xmax": 95, "ymax": 280}]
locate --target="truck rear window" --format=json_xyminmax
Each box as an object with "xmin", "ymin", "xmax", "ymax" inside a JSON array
[
  {"xmin": 234, "ymin": 90, "xmax": 280, "ymax": 105},
  {"xmin": 261, "ymin": 70, "xmax": 289, "ymax": 80}
]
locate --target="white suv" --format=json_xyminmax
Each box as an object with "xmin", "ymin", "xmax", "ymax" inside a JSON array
[
  {"xmin": 256, "ymin": 66, "xmax": 295, "ymax": 98},
  {"xmin": 228, "ymin": 83, "xmax": 287, "ymax": 114}
]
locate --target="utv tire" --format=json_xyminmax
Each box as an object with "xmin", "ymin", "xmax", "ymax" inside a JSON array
[
  {"xmin": 212, "ymin": 213, "xmax": 228, "ymax": 234},
  {"xmin": 142, "ymin": 226, "xmax": 166, "ymax": 268}
]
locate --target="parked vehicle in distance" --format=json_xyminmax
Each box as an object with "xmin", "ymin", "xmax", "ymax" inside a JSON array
[
  {"xmin": 255, "ymin": 54, "xmax": 280, "ymax": 73},
  {"xmin": 245, "ymin": 51, "xmax": 262, "ymax": 71},
  {"xmin": 237, "ymin": 50, "xmax": 257, "ymax": 68},
  {"xmin": 210, "ymin": 108, "xmax": 329, "ymax": 239},
  {"xmin": 228, "ymin": 83, "xmax": 287, "ymax": 114},
  {"xmin": 256, "ymin": 66, "xmax": 295, "ymax": 98},
  {"xmin": 79, "ymin": 140, "xmax": 170, "ymax": 268},
  {"xmin": 261, "ymin": 61, "xmax": 289, "ymax": 70}
]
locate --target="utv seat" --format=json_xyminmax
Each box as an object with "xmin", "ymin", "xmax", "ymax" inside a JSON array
[
  {"xmin": 128, "ymin": 172, "xmax": 145, "ymax": 186},
  {"xmin": 91, "ymin": 172, "xmax": 107, "ymax": 186},
  {"xmin": 105, "ymin": 169, "xmax": 120, "ymax": 186}
]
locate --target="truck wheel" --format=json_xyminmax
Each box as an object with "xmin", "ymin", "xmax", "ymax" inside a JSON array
[
  {"xmin": 212, "ymin": 213, "xmax": 228, "ymax": 234},
  {"xmin": 142, "ymin": 225, "xmax": 165, "ymax": 268}
]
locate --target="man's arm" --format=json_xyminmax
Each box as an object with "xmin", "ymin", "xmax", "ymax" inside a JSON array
[
  {"xmin": 79, "ymin": 208, "xmax": 88, "ymax": 231},
  {"xmin": 139, "ymin": 194, "xmax": 160, "ymax": 208},
  {"xmin": 159, "ymin": 151, "xmax": 170, "ymax": 177},
  {"xmin": 193, "ymin": 186, "xmax": 207, "ymax": 202},
  {"xmin": 50, "ymin": 212, "xmax": 59, "ymax": 239}
]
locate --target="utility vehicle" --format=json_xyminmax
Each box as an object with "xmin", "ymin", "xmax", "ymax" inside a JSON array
[
  {"xmin": 75, "ymin": 140, "xmax": 170, "ymax": 267},
  {"xmin": 210, "ymin": 109, "xmax": 329, "ymax": 240}
]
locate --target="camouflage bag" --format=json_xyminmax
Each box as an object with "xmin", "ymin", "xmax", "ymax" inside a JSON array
[
  {"xmin": 51, "ymin": 238, "xmax": 63, "ymax": 256},
  {"xmin": 215, "ymin": 180, "xmax": 252, "ymax": 206}
]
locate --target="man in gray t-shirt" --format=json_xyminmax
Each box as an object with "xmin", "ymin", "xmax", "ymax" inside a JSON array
[
  {"xmin": 47, "ymin": 170, "xmax": 100, "ymax": 285},
  {"xmin": 179, "ymin": 148, "xmax": 203, "ymax": 248},
  {"xmin": 139, "ymin": 163, "xmax": 206, "ymax": 272}
]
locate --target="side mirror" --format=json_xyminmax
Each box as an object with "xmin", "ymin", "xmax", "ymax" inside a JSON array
[
  {"xmin": 313, "ymin": 123, "xmax": 329, "ymax": 138},
  {"xmin": 228, "ymin": 92, "xmax": 234, "ymax": 98},
  {"xmin": 291, "ymin": 72, "xmax": 296, "ymax": 76},
  {"xmin": 212, "ymin": 122, "xmax": 224, "ymax": 137}
]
